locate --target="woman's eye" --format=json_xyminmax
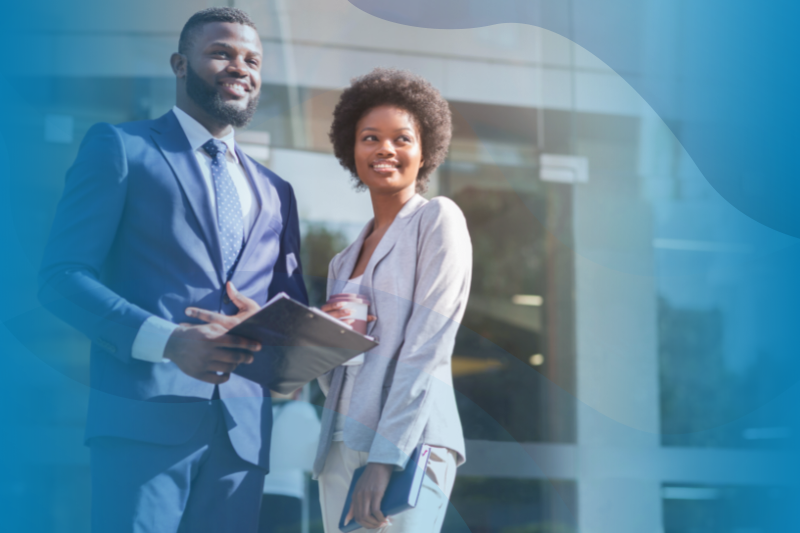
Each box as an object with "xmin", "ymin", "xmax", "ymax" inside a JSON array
[{"xmin": 363, "ymin": 135, "xmax": 378, "ymax": 141}]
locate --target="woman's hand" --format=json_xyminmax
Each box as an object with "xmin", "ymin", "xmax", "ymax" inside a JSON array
[
  {"xmin": 319, "ymin": 301, "xmax": 376, "ymax": 326},
  {"xmin": 185, "ymin": 282, "xmax": 261, "ymax": 330},
  {"xmin": 344, "ymin": 462, "xmax": 394, "ymax": 529}
]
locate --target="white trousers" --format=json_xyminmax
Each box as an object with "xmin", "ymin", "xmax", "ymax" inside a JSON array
[{"xmin": 318, "ymin": 442, "xmax": 457, "ymax": 533}]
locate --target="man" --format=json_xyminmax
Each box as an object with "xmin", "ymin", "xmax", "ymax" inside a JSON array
[{"xmin": 38, "ymin": 7, "xmax": 307, "ymax": 533}]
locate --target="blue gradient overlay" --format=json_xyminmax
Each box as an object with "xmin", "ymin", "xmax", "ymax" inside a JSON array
[{"xmin": 1, "ymin": 0, "xmax": 798, "ymax": 532}]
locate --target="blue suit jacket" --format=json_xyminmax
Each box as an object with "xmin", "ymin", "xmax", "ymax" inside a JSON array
[{"xmin": 38, "ymin": 110, "xmax": 308, "ymax": 470}]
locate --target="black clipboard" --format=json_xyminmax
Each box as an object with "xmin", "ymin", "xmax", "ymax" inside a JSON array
[{"xmin": 229, "ymin": 293, "xmax": 378, "ymax": 394}]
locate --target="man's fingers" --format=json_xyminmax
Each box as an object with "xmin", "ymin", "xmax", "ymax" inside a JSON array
[
  {"xmin": 227, "ymin": 282, "xmax": 259, "ymax": 313},
  {"xmin": 185, "ymin": 307, "xmax": 229, "ymax": 326},
  {"xmin": 367, "ymin": 314, "xmax": 377, "ymax": 322},
  {"xmin": 319, "ymin": 302, "xmax": 344, "ymax": 313},
  {"xmin": 212, "ymin": 348, "xmax": 255, "ymax": 365},
  {"xmin": 215, "ymin": 334, "xmax": 261, "ymax": 352}
]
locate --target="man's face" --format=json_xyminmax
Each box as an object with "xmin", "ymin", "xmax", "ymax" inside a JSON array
[{"xmin": 183, "ymin": 22, "xmax": 263, "ymax": 128}]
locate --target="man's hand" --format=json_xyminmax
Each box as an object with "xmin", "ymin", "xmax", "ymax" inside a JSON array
[
  {"xmin": 344, "ymin": 462, "xmax": 393, "ymax": 529},
  {"xmin": 164, "ymin": 322, "xmax": 261, "ymax": 384},
  {"xmin": 185, "ymin": 282, "xmax": 261, "ymax": 330}
]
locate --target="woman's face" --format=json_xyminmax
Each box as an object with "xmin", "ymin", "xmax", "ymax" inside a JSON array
[{"xmin": 354, "ymin": 105, "xmax": 424, "ymax": 196}]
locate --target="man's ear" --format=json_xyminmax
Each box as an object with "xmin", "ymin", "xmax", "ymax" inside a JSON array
[{"xmin": 170, "ymin": 53, "xmax": 187, "ymax": 78}]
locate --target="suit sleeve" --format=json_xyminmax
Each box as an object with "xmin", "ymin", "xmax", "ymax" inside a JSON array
[
  {"xmin": 268, "ymin": 183, "xmax": 309, "ymax": 305},
  {"xmin": 368, "ymin": 199, "xmax": 473, "ymax": 468},
  {"xmin": 38, "ymin": 123, "xmax": 154, "ymax": 363}
]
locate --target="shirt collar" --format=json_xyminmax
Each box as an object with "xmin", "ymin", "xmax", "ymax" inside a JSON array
[{"xmin": 172, "ymin": 106, "xmax": 238, "ymax": 163}]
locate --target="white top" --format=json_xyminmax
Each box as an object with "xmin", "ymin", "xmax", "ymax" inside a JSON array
[
  {"xmin": 340, "ymin": 274, "xmax": 365, "ymax": 367},
  {"xmin": 333, "ymin": 274, "xmax": 366, "ymax": 441},
  {"xmin": 130, "ymin": 107, "xmax": 258, "ymax": 364}
]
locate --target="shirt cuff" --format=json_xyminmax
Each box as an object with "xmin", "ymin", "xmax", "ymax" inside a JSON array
[{"xmin": 131, "ymin": 316, "xmax": 178, "ymax": 363}]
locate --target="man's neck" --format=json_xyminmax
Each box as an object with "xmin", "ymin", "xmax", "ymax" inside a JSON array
[{"xmin": 175, "ymin": 100, "xmax": 232, "ymax": 138}]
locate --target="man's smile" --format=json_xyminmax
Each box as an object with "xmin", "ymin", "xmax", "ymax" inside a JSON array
[{"xmin": 219, "ymin": 80, "xmax": 250, "ymax": 98}]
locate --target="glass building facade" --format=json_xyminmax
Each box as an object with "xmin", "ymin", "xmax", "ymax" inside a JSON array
[{"xmin": 2, "ymin": 1, "xmax": 796, "ymax": 532}]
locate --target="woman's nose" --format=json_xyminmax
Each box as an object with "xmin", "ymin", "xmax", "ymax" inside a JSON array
[{"xmin": 376, "ymin": 140, "xmax": 396, "ymax": 156}]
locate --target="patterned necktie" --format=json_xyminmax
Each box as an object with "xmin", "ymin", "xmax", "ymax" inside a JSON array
[{"xmin": 203, "ymin": 139, "xmax": 243, "ymax": 279}]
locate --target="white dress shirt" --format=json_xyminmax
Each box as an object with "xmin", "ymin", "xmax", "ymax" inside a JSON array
[{"xmin": 130, "ymin": 106, "xmax": 258, "ymax": 363}]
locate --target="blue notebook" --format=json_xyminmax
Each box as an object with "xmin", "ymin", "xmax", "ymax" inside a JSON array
[{"xmin": 338, "ymin": 444, "xmax": 432, "ymax": 532}]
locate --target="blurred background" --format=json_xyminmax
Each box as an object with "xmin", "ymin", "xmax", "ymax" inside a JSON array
[{"xmin": 1, "ymin": 1, "xmax": 798, "ymax": 532}]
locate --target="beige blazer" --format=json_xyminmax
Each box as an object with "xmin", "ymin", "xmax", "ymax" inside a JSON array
[{"xmin": 312, "ymin": 195, "xmax": 472, "ymax": 477}]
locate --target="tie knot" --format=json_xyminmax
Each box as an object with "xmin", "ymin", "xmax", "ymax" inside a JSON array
[{"xmin": 203, "ymin": 139, "xmax": 227, "ymax": 159}]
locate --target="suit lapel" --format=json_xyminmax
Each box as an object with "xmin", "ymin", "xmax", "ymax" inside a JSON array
[
  {"xmin": 150, "ymin": 111, "xmax": 224, "ymax": 284},
  {"xmin": 234, "ymin": 146, "xmax": 276, "ymax": 273}
]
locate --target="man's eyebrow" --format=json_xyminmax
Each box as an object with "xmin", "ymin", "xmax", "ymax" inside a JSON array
[
  {"xmin": 207, "ymin": 41, "xmax": 235, "ymax": 50},
  {"xmin": 206, "ymin": 42, "xmax": 262, "ymax": 57}
]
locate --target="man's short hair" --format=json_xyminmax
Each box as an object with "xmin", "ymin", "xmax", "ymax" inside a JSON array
[{"xmin": 178, "ymin": 7, "xmax": 258, "ymax": 55}]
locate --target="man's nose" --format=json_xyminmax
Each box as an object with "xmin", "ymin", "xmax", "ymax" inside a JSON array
[{"xmin": 226, "ymin": 56, "xmax": 248, "ymax": 76}]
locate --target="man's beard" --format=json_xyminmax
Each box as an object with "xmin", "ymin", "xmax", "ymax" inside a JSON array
[{"xmin": 186, "ymin": 62, "xmax": 259, "ymax": 128}]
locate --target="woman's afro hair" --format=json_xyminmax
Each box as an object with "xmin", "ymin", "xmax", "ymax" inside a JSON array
[{"xmin": 329, "ymin": 68, "xmax": 452, "ymax": 193}]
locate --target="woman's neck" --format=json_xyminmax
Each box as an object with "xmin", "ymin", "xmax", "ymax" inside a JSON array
[{"xmin": 369, "ymin": 186, "xmax": 417, "ymax": 232}]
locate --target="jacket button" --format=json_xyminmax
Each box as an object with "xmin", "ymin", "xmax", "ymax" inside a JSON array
[{"xmin": 222, "ymin": 292, "xmax": 232, "ymax": 304}]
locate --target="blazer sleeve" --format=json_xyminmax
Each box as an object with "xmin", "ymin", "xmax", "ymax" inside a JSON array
[
  {"xmin": 268, "ymin": 183, "xmax": 309, "ymax": 306},
  {"xmin": 368, "ymin": 198, "xmax": 472, "ymax": 468},
  {"xmin": 37, "ymin": 123, "xmax": 153, "ymax": 363}
]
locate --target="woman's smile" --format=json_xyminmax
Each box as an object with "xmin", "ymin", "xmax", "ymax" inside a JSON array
[{"xmin": 370, "ymin": 159, "xmax": 401, "ymax": 174}]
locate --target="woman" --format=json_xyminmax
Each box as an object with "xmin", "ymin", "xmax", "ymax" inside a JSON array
[
  {"xmin": 312, "ymin": 68, "xmax": 471, "ymax": 533},
  {"xmin": 189, "ymin": 68, "xmax": 471, "ymax": 532}
]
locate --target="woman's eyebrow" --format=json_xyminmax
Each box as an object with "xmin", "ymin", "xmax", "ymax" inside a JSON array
[{"xmin": 359, "ymin": 127, "xmax": 414, "ymax": 133}]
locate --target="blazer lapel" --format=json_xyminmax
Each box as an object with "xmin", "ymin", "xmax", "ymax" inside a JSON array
[
  {"xmin": 361, "ymin": 195, "xmax": 427, "ymax": 335},
  {"xmin": 150, "ymin": 111, "xmax": 224, "ymax": 284},
  {"xmin": 233, "ymin": 146, "xmax": 276, "ymax": 273},
  {"xmin": 362, "ymin": 194, "xmax": 427, "ymax": 282}
]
